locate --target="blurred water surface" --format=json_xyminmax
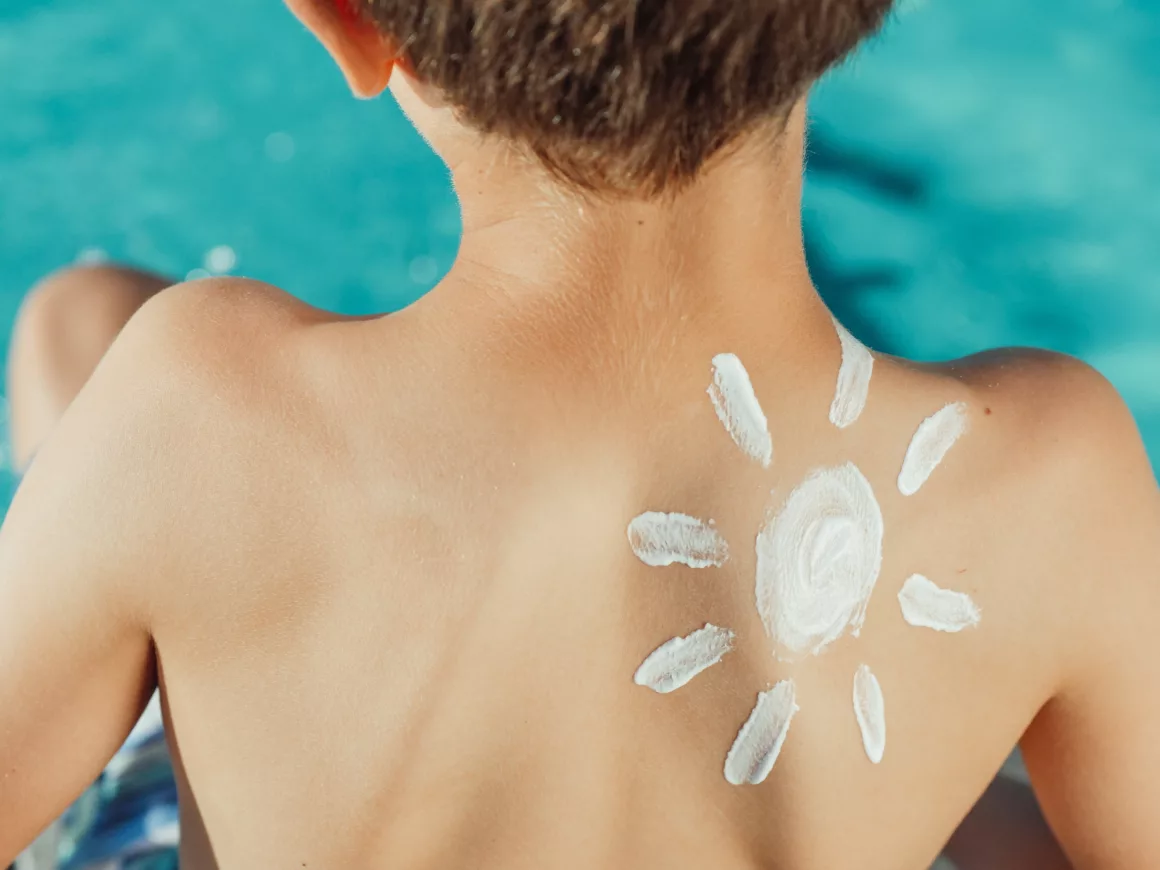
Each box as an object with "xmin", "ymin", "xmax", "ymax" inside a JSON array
[
  {"xmin": 3, "ymin": 0, "xmax": 1160, "ymax": 865},
  {"xmin": 0, "ymin": 0, "xmax": 1158, "ymax": 477}
]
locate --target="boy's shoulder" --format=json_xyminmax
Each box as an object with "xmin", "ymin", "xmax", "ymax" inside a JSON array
[
  {"xmin": 936, "ymin": 347, "xmax": 1159, "ymax": 664},
  {"xmin": 952, "ymin": 347, "xmax": 1149, "ymax": 489},
  {"xmin": 34, "ymin": 275, "xmax": 415, "ymax": 637},
  {"xmin": 137, "ymin": 276, "xmax": 326, "ymax": 366},
  {"xmin": 877, "ymin": 346, "xmax": 1150, "ymax": 533},
  {"xmin": 118, "ymin": 276, "xmax": 356, "ymax": 433}
]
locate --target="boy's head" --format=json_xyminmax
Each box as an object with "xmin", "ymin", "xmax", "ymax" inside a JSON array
[{"xmin": 289, "ymin": 0, "xmax": 895, "ymax": 197}]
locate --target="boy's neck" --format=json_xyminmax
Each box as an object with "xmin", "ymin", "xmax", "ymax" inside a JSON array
[{"xmin": 428, "ymin": 103, "xmax": 830, "ymax": 354}]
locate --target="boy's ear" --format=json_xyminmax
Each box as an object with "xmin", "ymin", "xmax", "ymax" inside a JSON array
[{"xmin": 286, "ymin": 0, "xmax": 395, "ymax": 98}]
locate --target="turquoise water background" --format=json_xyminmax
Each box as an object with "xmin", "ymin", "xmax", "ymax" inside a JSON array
[
  {"xmin": 1, "ymin": 0, "xmax": 1157, "ymax": 863},
  {"xmin": 1, "ymin": 0, "xmax": 1158, "ymax": 487}
]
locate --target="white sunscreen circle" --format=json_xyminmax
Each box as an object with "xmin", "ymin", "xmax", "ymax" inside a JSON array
[
  {"xmin": 756, "ymin": 463, "xmax": 885, "ymax": 657},
  {"xmin": 628, "ymin": 512, "xmax": 729, "ymax": 568},
  {"xmin": 724, "ymin": 680, "xmax": 799, "ymax": 786},
  {"xmin": 898, "ymin": 402, "xmax": 968, "ymax": 496},
  {"xmin": 634, "ymin": 624, "xmax": 735, "ymax": 694},
  {"xmin": 708, "ymin": 353, "xmax": 773, "ymax": 468},
  {"xmin": 829, "ymin": 320, "xmax": 874, "ymax": 430},
  {"xmin": 853, "ymin": 664, "xmax": 886, "ymax": 764},
  {"xmin": 898, "ymin": 574, "xmax": 981, "ymax": 632}
]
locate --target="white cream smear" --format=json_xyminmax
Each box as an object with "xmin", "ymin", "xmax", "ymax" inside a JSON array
[
  {"xmin": 634, "ymin": 624, "xmax": 735, "ymax": 694},
  {"xmin": 898, "ymin": 402, "xmax": 968, "ymax": 496},
  {"xmin": 898, "ymin": 574, "xmax": 981, "ymax": 632},
  {"xmin": 628, "ymin": 512, "xmax": 729, "ymax": 568},
  {"xmin": 853, "ymin": 664, "xmax": 886, "ymax": 764},
  {"xmin": 829, "ymin": 320, "xmax": 874, "ymax": 429},
  {"xmin": 756, "ymin": 463, "xmax": 885, "ymax": 657},
  {"xmin": 708, "ymin": 353, "xmax": 773, "ymax": 468},
  {"xmin": 725, "ymin": 680, "xmax": 799, "ymax": 785}
]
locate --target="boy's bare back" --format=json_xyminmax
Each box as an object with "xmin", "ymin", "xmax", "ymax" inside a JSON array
[{"xmin": 2, "ymin": 250, "xmax": 1159, "ymax": 868}]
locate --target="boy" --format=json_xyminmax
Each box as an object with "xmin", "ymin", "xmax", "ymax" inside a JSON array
[{"xmin": 2, "ymin": 1, "xmax": 1159, "ymax": 867}]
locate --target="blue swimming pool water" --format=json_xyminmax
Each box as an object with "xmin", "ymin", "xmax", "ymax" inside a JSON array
[
  {"xmin": 2, "ymin": 0, "xmax": 1159, "ymax": 475},
  {"xmin": 2, "ymin": 1, "xmax": 1159, "ymax": 863}
]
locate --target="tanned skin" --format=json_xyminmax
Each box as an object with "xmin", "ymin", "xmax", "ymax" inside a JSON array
[{"xmin": 1, "ymin": 3, "xmax": 1157, "ymax": 867}]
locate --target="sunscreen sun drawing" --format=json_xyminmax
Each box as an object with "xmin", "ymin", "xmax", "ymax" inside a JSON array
[{"xmin": 628, "ymin": 330, "xmax": 980, "ymax": 785}]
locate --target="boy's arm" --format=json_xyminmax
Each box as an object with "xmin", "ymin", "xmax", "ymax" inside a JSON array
[
  {"xmin": 0, "ymin": 301, "xmax": 182, "ymax": 861},
  {"xmin": 1021, "ymin": 371, "xmax": 1160, "ymax": 868}
]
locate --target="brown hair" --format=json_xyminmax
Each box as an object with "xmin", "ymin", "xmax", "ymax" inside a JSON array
[{"xmin": 361, "ymin": 0, "xmax": 895, "ymax": 196}]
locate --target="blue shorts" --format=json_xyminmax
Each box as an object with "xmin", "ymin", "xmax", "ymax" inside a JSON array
[{"xmin": 56, "ymin": 696, "xmax": 179, "ymax": 870}]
